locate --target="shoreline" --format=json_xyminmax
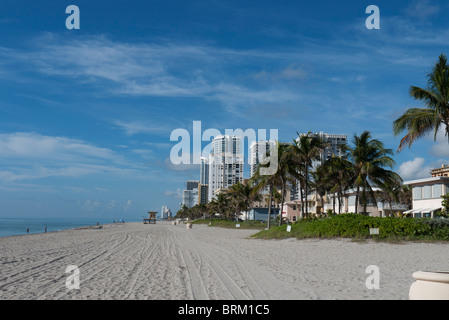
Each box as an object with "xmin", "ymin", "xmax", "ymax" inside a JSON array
[{"xmin": 0, "ymin": 218, "xmax": 139, "ymax": 239}]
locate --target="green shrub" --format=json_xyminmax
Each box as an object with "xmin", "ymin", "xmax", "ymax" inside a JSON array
[
  {"xmin": 252, "ymin": 214, "xmax": 449, "ymax": 241},
  {"xmin": 193, "ymin": 218, "xmax": 266, "ymax": 230}
]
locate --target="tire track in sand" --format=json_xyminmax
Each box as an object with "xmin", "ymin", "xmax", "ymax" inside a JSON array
[{"xmin": 173, "ymin": 226, "xmax": 253, "ymax": 300}]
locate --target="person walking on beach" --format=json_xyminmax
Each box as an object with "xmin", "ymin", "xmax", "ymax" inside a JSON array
[
  {"xmin": 45, "ymin": 226, "xmax": 47, "ymax": 233},
  {"xmin": 26, "ymin": 228, "xmax": 29, "ymax": 234}
]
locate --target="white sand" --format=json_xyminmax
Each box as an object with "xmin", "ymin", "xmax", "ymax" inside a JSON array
[{"xmin": 1, "ymin": 221, "xmax": 449, "ymax": 300}]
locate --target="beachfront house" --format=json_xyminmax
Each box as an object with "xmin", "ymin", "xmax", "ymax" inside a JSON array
[
  {"xmin": 242, "ymin": 207, "xmax": 280, "ymax": 222},
  {"xmin": 403, "ymin": 176, "xmax": 449, "ymax": 218}
]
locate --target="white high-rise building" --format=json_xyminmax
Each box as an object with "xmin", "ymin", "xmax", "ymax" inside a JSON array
[
  {"xmin": 319, "ymin": 132, "xmax": 347, "ymax": 163},
  {"xmin": 249, "ymin": 140, "xmax": 299, "ymax": 201},
  {"xmin": 182, "ymin": 189, "xmax": 198, "ymax": 208},
  {"xmin": 160, "ymin": 206, "xmax": 172, "ymax": 220},
  {"xmin": 182, "ymin": 180, "xmax": 199, "ymax": 209},
  {"xmin": 297, "ymin": 132, "xmax": 347, "ymax": 165},
  {"xmin": 208, "ymin": 135, "xmax": 244, "ymax": 201},
  {"xmin": 294, "ymin": 132, "xmax": 347, "ymax": 201},
  {"xmin": 249, "ymin": 140, "xmax": 272, "ymax": 178}
]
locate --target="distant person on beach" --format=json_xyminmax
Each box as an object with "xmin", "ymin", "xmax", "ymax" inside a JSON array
[
  {"xmin": 27, "ymin": 228, "xmax": 29, "ymax": 234},
  {"xmin": 45, "ymin": 226, "xmax": 47, "ymax": 233}
]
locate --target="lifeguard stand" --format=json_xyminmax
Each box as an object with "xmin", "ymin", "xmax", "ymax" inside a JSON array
[{"xmin": 143, "ymin": 211, "xmax": 157, "ymax": 224}]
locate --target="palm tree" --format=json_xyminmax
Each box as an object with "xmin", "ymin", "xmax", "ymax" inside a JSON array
[
  {"xmin": 214, "ymin": 193, "xmax": 231, "ymax": 219},
  {"xmin": 251, "ymin": 141, "xmax": 297, "ymax": 226},
  {"xmin": 398, "ymin": 184, "xmax": 413, "ymax": 210},
  {"xmin": 310, "ymin": 166, "xmax": 330, "ymax": 215},
  {"xmin": 320, "ymin": 151, "xmax": 354, "ymax": 214},
  {"xmin": 376, "ymin": 182, "xmax": 401, "ymax": 217},
  {"xmin": 176, "ymin": 204, "xmax": 189, "ymax": 219},
  {"xmin": 273, "ymin": 142, "xmax": 296, "ymax": 225},
  {"xmin": 206, "ymin": 200, "xmax": 216, "ymax": 220},
  {"xmin": 229, "ymin": 181, "xmax": 261, "ymax": 221},
  {"xmin": 344, "ymin": 131, "xmax": 402, "ymax": 214},
  {"xmin": 229, "ymin": 182, "xmax": 251, "ymax": 221},
  {"xmin": 393, "ymin": 54, "xmax": 449, "ymax": 151},
  {"xmin": 250, "ymin": 142, "xmax": 281, "ymax": 229},
  {"xmin": 290, "ymin": 132, "xmax": 326, "ymax": 217},
  {"xmin": 251, "ymin": 173, "xmax": 276, "ymax": 229}
]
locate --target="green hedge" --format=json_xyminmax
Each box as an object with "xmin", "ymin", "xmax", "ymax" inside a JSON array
[
  {"xmin": 192, "ymin": 218, "xmax": 266, "ymax": 230},
  {"xmin": 252, "ymin": 214, "xmax": 449, "ymax": 241}
]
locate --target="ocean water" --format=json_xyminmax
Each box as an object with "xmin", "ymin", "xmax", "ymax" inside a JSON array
[{"xmin": 0, "ymin": 216, "xmax": 136, "ymax": 238}]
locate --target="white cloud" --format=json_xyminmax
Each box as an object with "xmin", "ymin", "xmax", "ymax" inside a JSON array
[
  {"xmin": 0, "ymin": 132, "xmax": 116, "ymax": 162},
  {"xmin": 114, "ymin": 120, "xmax": 172, "ymax": 136},
  {"xmin": 405, "ymin": 0, "xmax": 439, "ymax": 20},
  {"xmin": 253, "ymin": 64, "xmax": 308, "ymax": 82},
  {"xmin": 397, "ymin": 158, "xmax": 431, "ymax": 181},
  {"xmin": 0, "ymin": 35, "xmax": 336, "ymax": 118},
  {"xmin": 0, "ymin": 132, "xmax": 141, "ymax": 182}
]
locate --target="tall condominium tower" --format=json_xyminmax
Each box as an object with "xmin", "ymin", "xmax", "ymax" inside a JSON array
[
  {"xmin": 249, "ymin": 140, "xmax": 272, "ymax": 178},
  {"xmin": 208, "ymin": 135, "xmax": 244, "ymax": 201},
  {"xmin": 200, "ymin": 157, "xmax": 209, "ymax": 185},
  {"xmin": 198, "ymin": 157, "xmax": 210, "ymax": 204},
  {"xmin": 294, "ymin": 132, "xmax": 347, "ymax": 201},
  {"xmin": 160, "ymin": 206, "xmax": 172, "ymax": 220},
  {"xmin": 249, "ymin": 140, "xmax": 299, "ymax": 200},
  {"xmin": 182, "ymin": 180, "xmax": 199, "ymax": 209},
  {"xmin": 297, "ymin": 132, "xmax": 347, "ymax": 165}
]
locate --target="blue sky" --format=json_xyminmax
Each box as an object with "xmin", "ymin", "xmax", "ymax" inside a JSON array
[{"xmin": 1, "ymin": 0, "xmax": 449, "ymax": 219}]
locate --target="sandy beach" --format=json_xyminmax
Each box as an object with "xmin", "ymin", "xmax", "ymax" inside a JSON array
[{"xmin": 1, "ymin": 221, "xmax": 449, "ymax": 300}]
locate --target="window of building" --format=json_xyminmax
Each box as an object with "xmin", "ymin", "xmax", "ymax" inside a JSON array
[
  {"xmin": 413, "ymin": 186, "xmax": 422, "ymax": 200},
  {"xmin": 348, "ymin": 196, "xmax": 355, "ymax": 206},
  {"xmin": 433, "ymin": 184, "xmax": 442, "ymax": 199},
  {"xmin": 422, "ymin": 185, "xmax": 432, "ymax": 199}
]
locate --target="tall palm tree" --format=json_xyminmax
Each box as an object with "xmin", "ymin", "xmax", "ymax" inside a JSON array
[
  {"xmin": 228, "ymin": 183, "xmax": 243, "ymax": 220},
  {"xmin": 319, "ymin": 145, "xmax": 354, "ymax": 215},
  {"xmin": 232, "ymin": 182, "xmax": 261, "ymax": 221},
  {"xmin": 251, "ymin": 172, "xmax": 276, "ymax": 229},
  {"xmin": 290, "ymin": 132, "xmax": 326, "ymax": 217},
  {"xmin": 176, "ymin": 204, "xmax": 189, "ymax": 219},
  {"xmin": 310, "ymin": 166, "xmax": 330, "ymax": 215},
  {"xmin": 214, "ymin": 193, "xmax": 231, "ymax": 219},
  {"xmin": 273, "ymin": 142, "xmax": 296, "ymax": 225},
  {"xmin": 376, "ymin": 182, "xmax": 402, "ymax": 217},
  {"xmin": 206, "ymin": 200, "xmax": 216, "ymax": 220},
  {"xmin": 393, "ymin": 54, "xmax": 449, "ymax": 151},
  {"xmin": 344, "ymin": 131, "xmax": 402, "ymax": 214},
  {"xmin": 229, "ymin": 182, "xmax": 257, "ymax": 221},
  {"xmin": 250, "ymin": 142, "xmax": 281, "ymax": 229},
  {"xmin": 398, "ymin": 184, "xmax": 413, "ymax": 210}
]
